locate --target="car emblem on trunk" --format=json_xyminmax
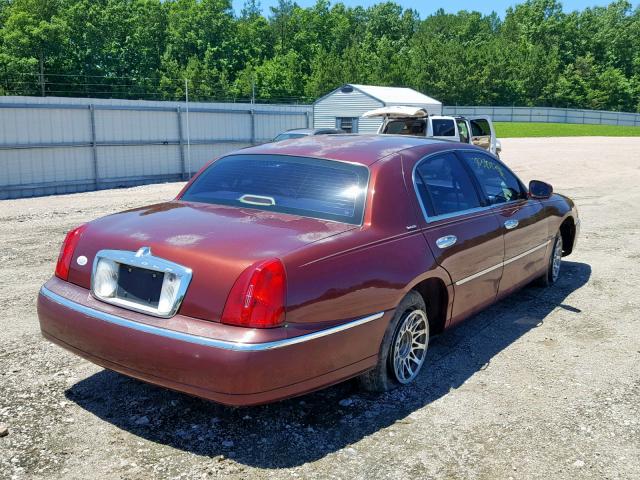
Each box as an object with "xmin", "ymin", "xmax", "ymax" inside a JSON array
[{"xmin": 76, "ymin": 255, "xmax": 88, "ymax": 266}]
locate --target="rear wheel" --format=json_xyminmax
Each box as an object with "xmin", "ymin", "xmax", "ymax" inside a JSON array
[
  {"xmin": 537, "ymin": 233, "xmax": 563, "ymax": 287},
  {"xmin": 359, "ymin": 291, "xmax": 429, "ymax": 392}
]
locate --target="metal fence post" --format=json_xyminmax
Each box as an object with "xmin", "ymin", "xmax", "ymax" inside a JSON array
[
  {"xmin": 305, "ymin": 110, "xmax": 311, "ymax": 128},
  {"xmin": 176, "ymin": 106, "xmax": 186, "ymax": 180},
  {"xmin": 250, "ymin": 109, "xmax": 256, "ymax": 145},
  {"xmin": 89, "ymin": 104, "xmax": 99, "ymax": 189}
]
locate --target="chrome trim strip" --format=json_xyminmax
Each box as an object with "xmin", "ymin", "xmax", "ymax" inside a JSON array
[
  {"xmin": 454, "ymin": 240, "xmax": 551, "ymax": 286},
  {"xmin": 455, "ymin": 262, "xmax": 504, "ymax": 286},
  {"xmin": 90, "ymin": 248, "xmax": 192, "ymax": 319},
  {"xmin": 40, "ymin": 286, "xmax": 385, "ymax": 352},
  {"xmin": 502, "ymin": 240, "xmax": 550, "ymax": 266}
]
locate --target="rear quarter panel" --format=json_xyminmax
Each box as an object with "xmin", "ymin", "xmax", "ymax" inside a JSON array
[{"xmin": 281, "ymin": 152, "xmax": 451, "ymax": 332}]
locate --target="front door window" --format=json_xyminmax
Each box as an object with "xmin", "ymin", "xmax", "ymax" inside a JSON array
[{"xmin": 459, "ymin": 151, "xmax": 526, "ymax": 205}]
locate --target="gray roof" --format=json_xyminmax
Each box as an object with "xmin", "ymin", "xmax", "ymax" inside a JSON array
[{"xmin": 349, "ymin": 84, "xmax": 442, "ymax": 106}]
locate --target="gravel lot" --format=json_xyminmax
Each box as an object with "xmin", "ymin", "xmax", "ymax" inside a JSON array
[{"xmin": 1, "ymin": 137, "xmax": 639, "ymax": 480}]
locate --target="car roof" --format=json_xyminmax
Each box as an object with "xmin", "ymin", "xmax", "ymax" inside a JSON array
[
  {"xmin": 281, "ymin": 128, "xmax": 314, "ymax": 135},
  {"xmin": 282, "ymin": 128, "xmax": 342, "ymax": 135},
  {"xmin": 237, "ymin": 134, "xmax": 454, "ymax": 166}
]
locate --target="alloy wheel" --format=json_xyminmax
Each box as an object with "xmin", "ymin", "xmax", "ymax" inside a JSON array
[
  {"xmin": 392, "ymin": 310, "xmax": 428, "ymax": 384},
  {"xmin": 552, "ymin": 235, "xmax": 563, "ymax": 282}
]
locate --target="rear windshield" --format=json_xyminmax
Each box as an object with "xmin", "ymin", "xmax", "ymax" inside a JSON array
[
  {"xmin": 383, "ymin": 119, "xmax": 426, "ymax": 136},
  {"xmin": 181, "ymin": 154, "xmax": 369, "ymax": 225}
]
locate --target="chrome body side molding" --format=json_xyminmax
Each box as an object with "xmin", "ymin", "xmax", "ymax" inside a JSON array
[
  {"xmin": 455, "ymin": 240, "xmax": 550, "ymax": 286},
  {"xmin": 40, "ymin": 286, "xmax": 385, "ymax": 352}
]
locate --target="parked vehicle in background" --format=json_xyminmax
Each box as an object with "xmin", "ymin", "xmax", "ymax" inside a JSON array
[
  {"xmin": 37, "ymin": 135, "xmax": 578, "ymax": 406},
  {"xmin": 272, "ymin": 127, "xmax": 345, "ymax": 142},
  {"xmin": 363, "ymin": 106, "xmax": 501, "ymax": 156}
]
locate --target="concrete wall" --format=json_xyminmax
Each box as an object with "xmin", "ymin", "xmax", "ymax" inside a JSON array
[{"xmin": 0, "ymin": 96, "xmax": 312, "ymax": 199}]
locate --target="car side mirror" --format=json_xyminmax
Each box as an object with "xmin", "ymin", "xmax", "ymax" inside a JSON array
[{"xmin": 529, "ymin": 180, "xmax": 553, "ymax": 199}]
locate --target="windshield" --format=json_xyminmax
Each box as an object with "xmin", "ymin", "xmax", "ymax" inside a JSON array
[
  {"xmin": 273, "ymin": 132, "xmax": 308, "ymax": 142},
  {"xmin": 181, "ymin": 154, "xmax": 369, "ymax": 225}
]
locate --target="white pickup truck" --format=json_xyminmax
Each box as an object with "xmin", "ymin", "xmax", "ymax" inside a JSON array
[{"xmin": 362, "ymin": 106, "xmax": 502, "ymax": 156}]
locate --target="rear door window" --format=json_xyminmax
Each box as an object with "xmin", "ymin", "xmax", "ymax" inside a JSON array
[
  {"xmin": 181, "ymin": 155, "xmax": 369, "ymax": 225},
  {"xmin": 431, "ymin": 119, "xmax": 456, "ymax": 137},
  {"xmin": 459, "ymin": 151, "xmax": 526, "ymax": 205},
  {"xmin": 414, "ymin": 152, "xmax": 482, "ymax": 217}
]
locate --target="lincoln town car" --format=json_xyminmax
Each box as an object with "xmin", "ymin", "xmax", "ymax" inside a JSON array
[{"xmin": 37, "ymin": 135, "xmax": 579, "ymax": 406}]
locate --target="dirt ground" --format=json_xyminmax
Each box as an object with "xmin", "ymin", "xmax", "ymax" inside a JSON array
[{"xmin": 0, "ymin": 137, "xmax": 639, "ymax": 480}]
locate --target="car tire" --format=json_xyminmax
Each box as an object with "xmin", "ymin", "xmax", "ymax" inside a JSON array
[
  {"xmin": 359, "ymin": 291, "xmax": 429, "ymax": 392},
  {"xmin": 536, "ymin": 232, "xmax": 563, "ymax": 287}
]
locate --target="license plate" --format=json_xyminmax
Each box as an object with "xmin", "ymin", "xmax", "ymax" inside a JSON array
[{"xmin": 116, "ymin": 264, "xmax": 164, "ymax": 308}]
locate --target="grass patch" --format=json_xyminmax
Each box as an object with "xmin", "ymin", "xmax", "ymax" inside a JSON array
[{"xmin": 494, "ymin": 122, "xmax": 640, "ymax": 138}]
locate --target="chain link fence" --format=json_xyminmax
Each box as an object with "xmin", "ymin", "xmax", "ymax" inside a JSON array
[
  {"xmin": 2, "ymin": 98, "xmax": 639, "ymax": 200},
  {"xmin": 443, "ymin": 106, "xmax": 640, "ymax": 126}
]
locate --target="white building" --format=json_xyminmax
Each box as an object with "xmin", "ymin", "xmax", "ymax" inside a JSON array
[{"xmin": 313, "ymin": 84, "xmax": 442, "ymax": 134}]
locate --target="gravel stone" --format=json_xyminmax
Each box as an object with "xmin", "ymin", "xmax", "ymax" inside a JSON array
[
  {"xmin": 1, "ymin": 138, "xmax": 639, "ymax": 479},
  {"xmin": 134, "ymin": 416, "xmax": 150, "ymax": 426}
]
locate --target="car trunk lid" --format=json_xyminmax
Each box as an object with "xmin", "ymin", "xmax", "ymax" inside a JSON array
[
  {"xmin": 67, "ymin": 201, "xmax": 356, "ymax": 322},
  {"xmin": 361, "ymin": 106, "xmax": 429, "ymax": 119}
]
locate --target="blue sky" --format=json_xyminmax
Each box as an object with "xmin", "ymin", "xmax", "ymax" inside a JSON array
[{"xmin": 232, "ymin": 0, "xmax": 638, "ymax": 17}]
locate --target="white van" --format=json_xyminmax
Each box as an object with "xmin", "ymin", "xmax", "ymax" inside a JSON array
[{"xmin": 362, "ymin": 106, "xmax": 502, "ymax": 156}]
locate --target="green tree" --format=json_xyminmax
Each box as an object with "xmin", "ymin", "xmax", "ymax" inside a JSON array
[
  {"xmin": 0, "ymin": 0, "xmax": 638, "ymax": 110},
  {"xmin": 0, "ymin": 0, "xmax": 68, "ymax": 95}
]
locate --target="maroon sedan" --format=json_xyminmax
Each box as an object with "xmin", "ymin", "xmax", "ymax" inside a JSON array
[{"xmin": 37, "ymin": 135, "xmax": 579, "ymax": 406}]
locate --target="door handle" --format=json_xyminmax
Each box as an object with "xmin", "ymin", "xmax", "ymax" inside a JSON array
[
  {"xmin": 504, "ymin": 219, "xmax": 519, "ymax": 230},
  {"xmin": 436, "ymin": 235, "xmax": 457, "ymax": 249}
]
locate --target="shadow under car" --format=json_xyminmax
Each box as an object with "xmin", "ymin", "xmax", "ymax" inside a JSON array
[{"xmin": 65, "ymin": 261, "xmax": 591, "ymax": 468}]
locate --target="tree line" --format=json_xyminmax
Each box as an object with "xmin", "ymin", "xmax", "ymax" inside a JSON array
[{"xmin": 0, "ymin": 0, "xmax": 639, "ymax": 111}]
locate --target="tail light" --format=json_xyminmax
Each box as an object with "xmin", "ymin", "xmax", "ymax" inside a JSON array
[
  {"xmin": 55, "ymin": 224, "xmax": 87, "ymax": 280},
  {"xmin": 221, "ymin": 258, "xmax": 286, "ymax": 328}
]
